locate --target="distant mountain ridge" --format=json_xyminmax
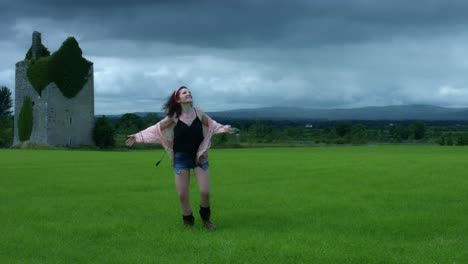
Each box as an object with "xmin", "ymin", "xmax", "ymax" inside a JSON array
[
  {"xmin": 208, "ymin": 105, "xmax": 468, "ymax": 120},
  {"xmin": 103, "ymin": 105, "xmax": 468, "ymax": 121}
]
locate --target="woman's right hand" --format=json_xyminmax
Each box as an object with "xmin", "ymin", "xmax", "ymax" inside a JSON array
[{"xmin": 126, "ymin": 135, "xmax": 136, "ymax": 147}]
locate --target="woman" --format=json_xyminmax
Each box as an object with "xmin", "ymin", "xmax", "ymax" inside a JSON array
[{"xmin": 126, "ymin": 86, "xmax": 235, "ymax": 230}]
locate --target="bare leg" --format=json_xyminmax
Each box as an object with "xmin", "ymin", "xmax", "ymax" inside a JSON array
[
  {"xmin": 194, "ymin": 167, "xmax": 210, "ymax": 207},
  {"xmin": 174, "ymin": 169, "xmax": 192, "ymax": 216},
  {"xmin": 194, "ymin": 167, "xmax": 216, "ymax": 230}
]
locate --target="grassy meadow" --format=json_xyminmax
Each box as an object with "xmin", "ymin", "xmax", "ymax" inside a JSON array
[{"xmin": 1, "ymin": 146, "xmax": 467, "ymax": 263}]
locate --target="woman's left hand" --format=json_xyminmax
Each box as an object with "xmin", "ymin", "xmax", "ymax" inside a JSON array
[{"xmin": 227, "ymin": 126, "xmax": 240, "ymax": 134}]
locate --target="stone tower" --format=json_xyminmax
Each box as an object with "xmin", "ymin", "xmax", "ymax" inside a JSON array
[
  {"xmin": 31, "ymin": 31, "xmax": 42, "ymax": 60},
  {"xmin": 13, "ymin": 32, "xmax": 95, "ymax": 147}
]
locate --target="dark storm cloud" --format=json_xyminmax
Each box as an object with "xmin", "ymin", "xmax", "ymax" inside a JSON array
[
  {"xmin": 2, "ymin": 0, "xmax": 468, "ymax": 114},
  {"xmin": 4, "ymin": 0, "xmax": 468, "ymax": 48}
]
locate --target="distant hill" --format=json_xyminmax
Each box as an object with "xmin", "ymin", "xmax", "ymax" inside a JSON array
[
  {"xmin": 99, "ymin": 105, "xmax": 468, "ymax": 121},
  {"xmin": 209, "ymin": 105, "xmax": 468, "ymax": 120}
]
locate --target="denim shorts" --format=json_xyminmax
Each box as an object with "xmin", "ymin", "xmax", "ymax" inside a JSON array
[{"xmin": 173, "ymin": 152, "xmax": 209, "ymax": 174}]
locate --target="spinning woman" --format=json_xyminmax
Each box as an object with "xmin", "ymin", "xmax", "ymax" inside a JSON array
[{"xmin": 126, "ymin": 86, "xmax": 235, "ymax": 230}]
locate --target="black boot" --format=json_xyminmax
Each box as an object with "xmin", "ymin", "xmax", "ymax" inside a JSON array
[
  {"xmin": 199, "ymin": 206, "xmax": 216, "ymax": 231},
  {"xmin": 182, "ymin": 214, "xmax": 195, "ymax": 226}
]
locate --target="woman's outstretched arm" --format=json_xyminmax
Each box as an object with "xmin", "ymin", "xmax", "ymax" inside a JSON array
[{"xmin": 126, "ymin": 115, "xmax": 175, "ymax": 146}]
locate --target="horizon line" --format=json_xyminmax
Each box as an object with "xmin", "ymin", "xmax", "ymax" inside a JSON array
[{"xmin": 93, "ymin": 103, "xmax": 468, "ymax": 116}]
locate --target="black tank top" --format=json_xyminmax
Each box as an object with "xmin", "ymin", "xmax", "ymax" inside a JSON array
[{"xmin": 173, "ymin": 109, "xmax": 204, "ymax": 157}]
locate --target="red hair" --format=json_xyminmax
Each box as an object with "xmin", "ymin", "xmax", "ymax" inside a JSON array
[
  {"xmin": 164, "ymin": 86, "xmax": 189, "ymax": 118},
  {"xmin": 173, "ymin": 86, "xmax": 187, "ymax": 102}
]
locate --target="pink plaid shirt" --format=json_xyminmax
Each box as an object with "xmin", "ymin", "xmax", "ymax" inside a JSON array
[{"xmin": 134, "ymin": 107, "xmax": 231, "ymax": 163}]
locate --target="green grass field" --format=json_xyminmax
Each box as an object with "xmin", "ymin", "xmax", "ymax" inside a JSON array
[{"xmin": 1, "ymin": 146, "xmax": 467, "ymax": 263}]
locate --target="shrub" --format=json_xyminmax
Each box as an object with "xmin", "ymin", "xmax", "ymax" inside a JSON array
[
  {"xmin": 115, "ymin": 113, "xmax": 145, "ymax": 135},
  {"xmin": 456, "ymin": 133, "xmax": 468, "ymax": 146},
  {"xmin": 18, "ymin": 97, "xmax": 33, "ymax": 142},
  {"xmin": 350, "ymin": 123, "xmax": 368, "ymax": 144},
  {"xmin": 93, "ymin": 116, "xmax": 115, "ymax": 149},
  {"xmin": 0, "ymin": 116, "xmax": 13, "ymax": 148}
]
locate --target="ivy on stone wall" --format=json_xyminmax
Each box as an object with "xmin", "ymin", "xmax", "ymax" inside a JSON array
[
  {"xmin": 27, "ymin": 58, "xmax": 51, "ymax": 95},
  {"xmin": 49, "ymin": 37, "xmax": 93, "ymax": 98},
  {"xmin": 27, "ymin": 37, "xmax": 92, "ymax": 98},
  {"xmin": 18, "ymin": 96, "xmax": 33, "ymax": 142},
  {"xmin": 25, "ymin": 44, "xmax": 51, "ymax": 60}
]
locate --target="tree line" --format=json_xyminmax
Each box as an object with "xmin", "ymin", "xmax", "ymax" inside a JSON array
[
  {"xmin": 0, "ymin": 86, "xmax": 14, "ymax": 147},
  {"xmin": 1, "ymin": 86, "xmax": 468, "ymax": 148},
  {"xmin": 93, "ymin": 114, "xmax": 468, "ymax": 148},
  {"xmin": 92, "ymin": 113, "xmax": 161, "ymax": 148}
]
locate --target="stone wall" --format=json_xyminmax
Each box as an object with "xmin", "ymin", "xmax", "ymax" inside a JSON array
[
  {"xmin": 46, "ymin": 66, "xmax": 94, "ymax": 146},
  {"xmin": 14, "ymin": 60, "xmax": 95, "ymax": 147},
  {"xmin": 13, "ymin": 61, "xmax": 48, "ymax": 145}
]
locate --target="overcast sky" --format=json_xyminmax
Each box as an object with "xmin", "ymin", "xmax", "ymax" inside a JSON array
[{"xmin": 2, "ymin": 0, "xmax": 468, "ymax": 114}]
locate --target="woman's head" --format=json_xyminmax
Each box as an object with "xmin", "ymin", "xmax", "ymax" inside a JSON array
[{"xmin": 163, "ymin": 86, "xmax": 193, "ymax": 117}]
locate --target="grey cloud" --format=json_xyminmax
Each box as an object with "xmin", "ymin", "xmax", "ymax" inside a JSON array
[
  {"xmin": 3, "ymin": 0, "xmax": 468, "ymax": 114},
  {"xmin": 4, "ymin": 0, "xmax": 468, "ymax": 48}
]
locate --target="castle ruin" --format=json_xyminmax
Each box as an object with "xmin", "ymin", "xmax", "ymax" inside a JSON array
[{"xmin": 14, "ymin": 31, "xmax": 95, "ymax": 146}]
